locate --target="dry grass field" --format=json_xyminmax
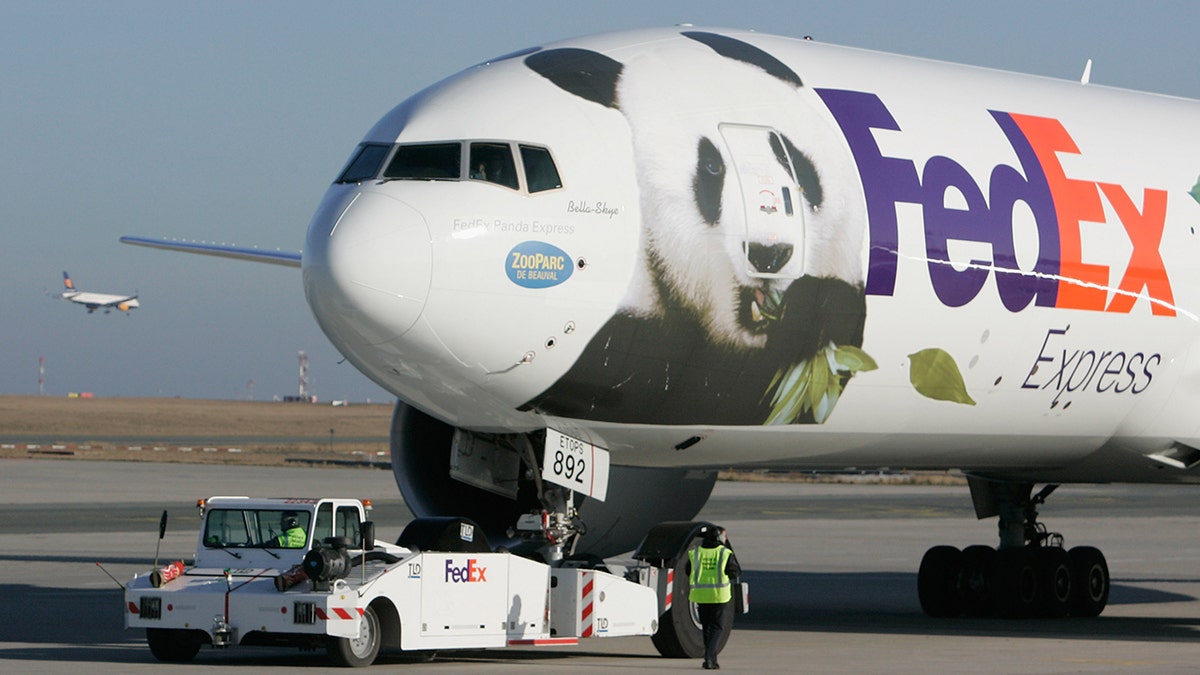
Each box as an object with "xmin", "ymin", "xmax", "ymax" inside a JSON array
[
  {"xmin": 0, "ymin": 395, "xmax": 394, "ymax": 466},
  {"xmin": 0, "ymin": 395, "xmax": 964, "ymax": 483}
]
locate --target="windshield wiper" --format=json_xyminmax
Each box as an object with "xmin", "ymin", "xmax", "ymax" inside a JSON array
[{"xmin": 211, "ymin": 545, "xmax": 242, "ymax": 560}]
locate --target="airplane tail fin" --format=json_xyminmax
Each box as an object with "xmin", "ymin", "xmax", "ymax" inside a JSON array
[{"xmin": 62, "ymin": 271, "xmax": 75, "ymax": 291}]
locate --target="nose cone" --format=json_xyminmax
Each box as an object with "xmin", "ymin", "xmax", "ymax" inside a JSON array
[{"xmin": 304, "ymin": 190, "xmax": 431, "ymax": 346}]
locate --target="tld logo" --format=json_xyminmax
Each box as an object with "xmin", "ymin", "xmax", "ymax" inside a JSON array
[
  {"xmin": 444, "ymin": 558, "xmax": 487, "ymax": 583},
  {"xmin": 817, "ymin": 89, "xmax": 1175, "ymax": 317}
]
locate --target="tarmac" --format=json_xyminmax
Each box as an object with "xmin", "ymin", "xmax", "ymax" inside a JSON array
[{"xmin": 3, "ymin": 459, "xmax": 1200, "ymax": 673}]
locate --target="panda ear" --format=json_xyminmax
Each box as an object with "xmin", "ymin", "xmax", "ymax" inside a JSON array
[
  {"xmin": 525, "ymin": 48, "xmax": 623, "ymax": 109},
  {"xmin": 682, "ymin": 31, "xmax": 803, "ymax": 88}
]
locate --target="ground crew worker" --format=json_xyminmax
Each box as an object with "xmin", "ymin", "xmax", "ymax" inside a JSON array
[
  {"xmin": 276, "ymin": 511, "xmax": 307, "ymax": 548},
  {"xmin": 687, "ymin": 526, "xmax": 741, "ymax": 670}
]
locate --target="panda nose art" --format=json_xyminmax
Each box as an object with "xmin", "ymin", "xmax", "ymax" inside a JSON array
[{"xmin": 746, "ymin": 242, "xmax": 794, "ymax": 275}]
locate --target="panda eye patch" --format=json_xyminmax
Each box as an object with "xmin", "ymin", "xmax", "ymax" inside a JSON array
[
  {"xmin": 769, "ymin": 133, "xmax": 794, "ymax": 181},
  {"xmin": 694, "ymin": 137, "xmax": 725, "ymax": 226},
  {"xmin": 780, "ymin": 134, "xmax": 824, "ymax": 210}
]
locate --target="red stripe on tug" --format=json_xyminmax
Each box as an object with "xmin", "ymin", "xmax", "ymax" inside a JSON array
[
  {"xmin": 580, "ymin": 571, "xmax": 594, "ymax": 637},
  {"xmin": 316, "ymin": 607, "xmax": 363, "ymax": 621},
  {"xmin": 665, "ymin": 569, "xmax": 674, "ymax": 612}
]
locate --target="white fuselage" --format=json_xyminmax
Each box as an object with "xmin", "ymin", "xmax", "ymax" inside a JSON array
[
  {"xmin": 62, "ymin": 290, "xmax": 139, "ymax": 312},
  {"xmin": 302, "ymin": 28, "xmax": 1200, "ymax": 483}
]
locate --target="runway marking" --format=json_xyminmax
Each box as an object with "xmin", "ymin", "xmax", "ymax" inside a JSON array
[{"xmin": 1059, "ymin": 658, "xmax": 1173, "ymax": 666}]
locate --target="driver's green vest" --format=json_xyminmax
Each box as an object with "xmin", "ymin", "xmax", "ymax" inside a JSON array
[
  {"xmin": 278, "ymin": 527, "xmax": 306, "ymax": 548},
  {"xmin": 688, "ymin": 545, "xmax": 732, "ymax": 604}
]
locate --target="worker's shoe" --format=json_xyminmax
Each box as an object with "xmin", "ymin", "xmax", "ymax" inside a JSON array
[{"xmin": 702, "ymin": 661, "xmax": 720, "ymax": 670}]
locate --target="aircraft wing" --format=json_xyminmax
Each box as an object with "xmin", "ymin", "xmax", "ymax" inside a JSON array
[{"xmin": 119, "ymin": 236, "xmax": 302, "ymax": 268}]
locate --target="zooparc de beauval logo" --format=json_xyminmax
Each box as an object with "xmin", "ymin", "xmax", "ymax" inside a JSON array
[{"xmin": 816, "ymin": 89, "xmax": 1176, "ymax": 317}]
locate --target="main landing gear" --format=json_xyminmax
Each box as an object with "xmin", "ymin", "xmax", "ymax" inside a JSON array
[{"xmin": 917, "ymin": 480, "xmax": 1110, "ymax": 619}]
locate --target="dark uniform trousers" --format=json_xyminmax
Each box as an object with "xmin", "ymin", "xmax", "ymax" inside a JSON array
[{"xmin": 698, "ymin": 600, "xmax": 733, "ymax": 665}]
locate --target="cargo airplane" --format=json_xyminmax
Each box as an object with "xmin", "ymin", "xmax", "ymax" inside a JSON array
[
  {"xmin": 123, "ymin": 27, "xmax": 1200, "ymax": 630},
  {"xmin": 59, "ymin": 271, "xmax": 139, "ymax": 314}
]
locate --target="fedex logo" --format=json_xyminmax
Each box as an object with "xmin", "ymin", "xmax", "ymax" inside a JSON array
[
  {"xmin": 444, "ymin": 558, "xmax": 487, "ymax": 583},
  {"xmin": 817, "ymin": 89, "xmax": 1174, "ymax": 316}
]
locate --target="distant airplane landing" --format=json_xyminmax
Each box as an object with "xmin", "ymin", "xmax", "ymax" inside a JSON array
[{"xmin": 59, "ymin": 271, "xmax": 139, "ymax": 314}]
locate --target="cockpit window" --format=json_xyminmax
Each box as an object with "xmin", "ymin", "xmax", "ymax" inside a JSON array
[
  {"xmin": 336, "ymin": 143, "xmax": 391, "ymax": 184},
  {"xmin": 383, "ymin": 142, "xmax": 462, "ymax": 180},
  {"xmin": 521, "ymin": 145, "xmax": 562, "ymax": 193},
  {"xmin": 469, "ymin": 142, "xmax": 519, "ymax": 190},
  {"xmin": 339, "ymin": 140, "xmax": 562, "ymax": 192}
]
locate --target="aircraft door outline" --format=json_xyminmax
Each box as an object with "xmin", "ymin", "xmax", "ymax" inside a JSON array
[{"xmin": 718, "ymin": 123, "xmax": 805, "ymax": 280}]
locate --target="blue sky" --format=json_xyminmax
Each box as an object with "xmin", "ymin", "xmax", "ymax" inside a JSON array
[{"xmin": 2, "ymin": 1, "xmax": 1195, "ymax": 402}]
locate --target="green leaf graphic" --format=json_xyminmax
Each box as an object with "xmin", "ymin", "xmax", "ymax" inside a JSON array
[
  {"xmin": 908, "ymin": 348, "xmax": 976, "ymax": 406},
  {"xmin": 764, "ymin": 342, "xmax": 878, "ymax": 425},
  {"xmin": 833, "ymin": 345, "xmax": 878, "ymax": 373},
  {"xmin": 1191, "ymin": 176, "xmax": 1200, "ymax": 205},
  {"xmin": 808, "ymin": 354, "xmax": 830, "ymax": 414}
]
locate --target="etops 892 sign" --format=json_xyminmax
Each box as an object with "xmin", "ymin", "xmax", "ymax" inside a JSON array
[{"xmin": 543, "ymin": 428, "xmax": 610, "ymax": 501}]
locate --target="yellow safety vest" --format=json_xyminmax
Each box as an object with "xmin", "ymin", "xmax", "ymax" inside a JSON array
[
  {"xmin": 278, "ymin": 527, "xmax": 307, "ymax": 548},
  {"xmin": 688, "ymin": 545, "xmax": 732, "ymax": 604}
]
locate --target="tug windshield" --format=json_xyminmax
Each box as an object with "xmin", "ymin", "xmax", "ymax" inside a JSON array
[{"xmin": 203, "ymin": 509, "xmax": 312, "ymax": 549}]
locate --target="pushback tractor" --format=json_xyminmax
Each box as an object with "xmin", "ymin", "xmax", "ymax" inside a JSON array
[{"xmin": 123, "ymin": 496, "xmax": 746, "ymax": 666}]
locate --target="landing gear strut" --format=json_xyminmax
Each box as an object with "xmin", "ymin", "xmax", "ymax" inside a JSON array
[
  {"xmin": 506, "ymin": 435, "xmax": 587, "ymax": 564},
  {"xmin": 917, "ymin": 480, "xmax": 1109, "ymax": 619}
]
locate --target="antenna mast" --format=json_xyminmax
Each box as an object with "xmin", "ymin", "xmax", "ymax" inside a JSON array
[{"xmin": 298, "ymin": 351, "xmax": 309, "ymax": 401}]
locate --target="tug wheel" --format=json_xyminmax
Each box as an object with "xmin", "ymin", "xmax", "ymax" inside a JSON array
[
  {"xmin": 146, "ymin": 627, "xmax": 202, "ymax": 663},
  {"xmin": 327, "ymin": 604, "xmax": 381, "ymax": 667}
]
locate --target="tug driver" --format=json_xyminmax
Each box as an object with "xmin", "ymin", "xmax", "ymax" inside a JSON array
[{"xmin": 276, "ymin": 511, "xmax": 307, "ymax": 548}]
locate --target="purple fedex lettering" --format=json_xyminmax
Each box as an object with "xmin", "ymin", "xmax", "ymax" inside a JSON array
[
  {"xmin": 812, "ymin": 89, "xmax": 920, "ymax": 297},
  {"xmin": 816, "ymin": 90, "xmax": 1060, "ymax": 310},
  {"xmin": 986, "ymin": 112, "xmax": 1060, "ymax": 311},
  {"xmin": 444, "ymin": 558, "xmax": 488, "ymax": 583},
  {"xmin": 920, "ymin": 155, "xmax": 990, "ymax": 306}
]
